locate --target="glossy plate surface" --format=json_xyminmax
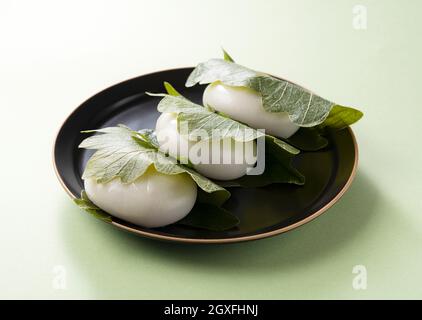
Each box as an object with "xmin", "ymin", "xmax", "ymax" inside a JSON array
[{"xmin": 54, "ymin": 68, "xmax": 358, "ymax": 244}]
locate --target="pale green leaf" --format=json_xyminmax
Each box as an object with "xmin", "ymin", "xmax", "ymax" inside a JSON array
[
  {"xmin": 186, "ymin": 59, "xmax": 257, "ymax": 87},
  {"xmin": 79, "ymin": 125, "xmax": 230, "ymax": 206},
  {"xmin": 185, "ymin": 58, "xmax": 362, "ymax": 128},
  {"xmin": 247, "ymin": 75, "xmax": 333, "ymax": 127},
  {"xmin": 74, "ymin": 191, "xmax": 112, "ymax": 222},
  {"xmin": 222, "ymin": 48, "xmax": 235, "ymax": 62},
  {"xmin": 154, "ymin": 93, "xmax": 299, "ymax": 155}
]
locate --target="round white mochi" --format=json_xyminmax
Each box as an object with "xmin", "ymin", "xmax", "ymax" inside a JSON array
[
  {"xmin": 84, "ymin": 167, "xmax": 197, "ymax": 228},
  {"xmin": 203, "ymin": 81, "xmax": 300, "ymax": 139},
  {"xmin": 155, "ymin": 112, "xmax": 257, "ymax": 181}
]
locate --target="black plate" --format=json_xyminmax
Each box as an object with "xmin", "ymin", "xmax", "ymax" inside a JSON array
[{"xmin": 53, "ymin": 68, "xmax": 358, "ymax": 244}]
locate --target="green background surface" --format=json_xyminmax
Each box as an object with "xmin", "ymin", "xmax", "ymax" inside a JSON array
[{"xmin": 0, "ymin": 0, "xmax": 421, "ymax": 299}]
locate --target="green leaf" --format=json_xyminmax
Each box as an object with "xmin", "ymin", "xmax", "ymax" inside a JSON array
[
  {"xmin": 151, "ymin": 89, "xmax": 302, "ymax": 187},
  {"xmin": 218, "ymin": 136, "xmax": 305, "ymax": 187},
  {"xmin": 151, "ymin": 93, "xmax": 206, "ymax": 114},
  {"xmin": 164, "ymin": 81, "xmax": 182, "ymax": 97},
  {"xmin": 286, "ymin": 127, "xmax": 329, "ymax": 151},
  {"xmin": 247, "ymin": 75, "xmax": 333, "ymax": 127},
  {"xmin": 186, "ymin": 59, "xmax": 257, "ymax": 87},
  {"xmin": 178, "ymin": 108, "xmax": 262, "ymax": 142},
  {"xmin": 153, "ymin": 93, "xmax": 299, "ymax": 155},
  {"xmin": 134, "ymin": 128, "xmax": 161, "ymax": 149},
  {"xmin": 151, "ymin": 87, "xmax": 305, "ymax": 187},
  {"xmin": 284, "ymin": 106, "xmax": 362, "ymax": 151},
  {"xmin": 74, "ymin": 191, "xmax": 112, "ymax": 222},
  {"xmin": 177, "ymin": 202, "xmax": 239, "ymax": 231},
  {"xmin": 222, "ymin": 48, "xmax": 235, "ymax": 62},
  {"xmin": 316, "ymin": 105, "xmax": 363, "ymax": 131},
  {"xmin": 79, "ymin": 125, "xmax": 230, "ymax": 206},
  {"xmin": 186, "ymin": 58, "xmax": 363, "ymax": 128},
  {"xmin": 75, "ymin": 190, "xmax": 237, "ymax": 231}
]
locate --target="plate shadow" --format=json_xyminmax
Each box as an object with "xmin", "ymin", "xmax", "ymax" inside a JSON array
[{"xmin": 58, "ymin": 170, "xmax": 380, "ymax": 297}]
